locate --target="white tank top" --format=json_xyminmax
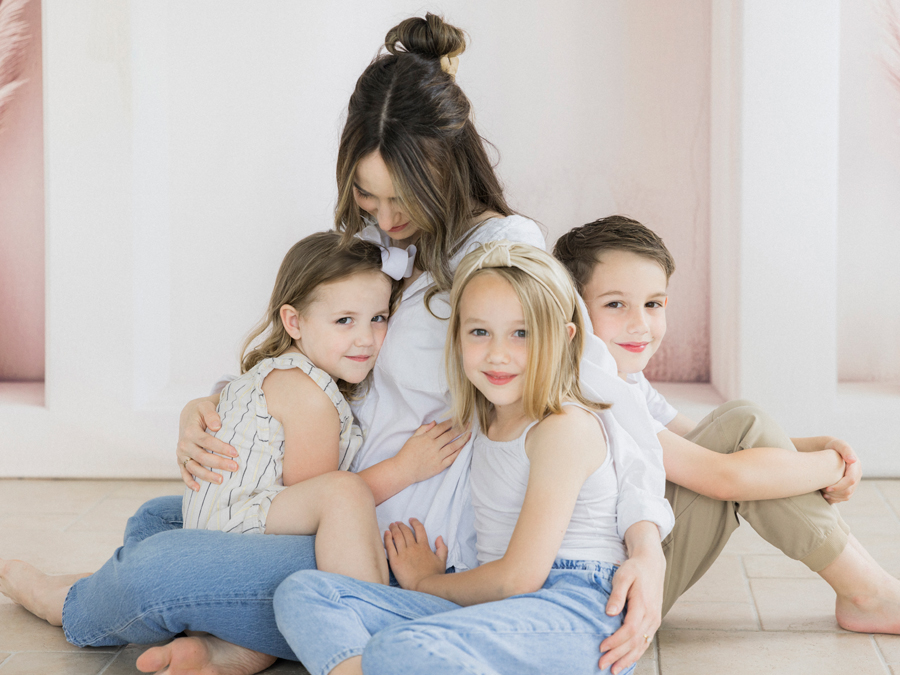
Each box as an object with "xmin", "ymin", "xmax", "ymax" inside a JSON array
[{"xmin": 470, "ymin": 402, "xmax": 628, "ymax": 566}]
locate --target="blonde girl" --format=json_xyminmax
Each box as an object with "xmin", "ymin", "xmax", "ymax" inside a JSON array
[{"xmin": 274, "ymin": 241, "xmax": 644, "ymax": 675}]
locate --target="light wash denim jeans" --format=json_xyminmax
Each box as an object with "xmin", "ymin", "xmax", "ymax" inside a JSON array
[
  {"xmin": 61, "ymin": 495, "xmax": 313, "ymax": 660},
  {"xmin": 274, "ymin": 560, "xmax": 632, "ymax": 675}
]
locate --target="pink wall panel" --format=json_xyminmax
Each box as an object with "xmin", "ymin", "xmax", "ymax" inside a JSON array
[{"xmin": 0, "ymin": 0, "xmax": 44, "ymax": 381}]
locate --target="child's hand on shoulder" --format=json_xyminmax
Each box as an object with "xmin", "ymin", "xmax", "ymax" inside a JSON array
[
  {"xmin": 397, "ymin": 420, "xmax": 472, "ymax": 484},
  {"xmin": 822, "ymin": 438, "xmax": 861, "ymax": 504},
  {"xmin": 385, "ymin": 518, "xmax": 447, "ymax": 591}
]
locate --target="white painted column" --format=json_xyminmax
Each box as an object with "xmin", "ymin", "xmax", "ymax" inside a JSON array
[
  {"xmin": 711, "ymin": 1, "xmax": 900, "ymax": 475},
  {"xmin": 711, "ymin": 1, "xmax": 840, "ymax": 434}
]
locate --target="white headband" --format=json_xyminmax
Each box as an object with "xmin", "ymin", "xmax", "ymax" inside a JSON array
[{"xmin": 469, "ymin": 240, "xmax": 572, "ymax": 319}]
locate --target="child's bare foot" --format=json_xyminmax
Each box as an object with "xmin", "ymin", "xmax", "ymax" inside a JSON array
[
  {"xmin": 824, "ymin": 536, "xmax": 900, "ymax": 634},
  {"xmin": 135, "ymin": 634, "xmax": 277, "ymax": 675},
  {"xmin": 0, "ymin": 559, "xmax": 88, "ymax": 626},
  {"xmin": 835, "ymin": 561, "xmax": 900, "ymax": 634}
]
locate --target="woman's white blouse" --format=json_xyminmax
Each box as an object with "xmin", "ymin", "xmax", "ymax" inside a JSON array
[{"xmin": 350, "ymin": 215, "xmax": 674, "ymax": 571}]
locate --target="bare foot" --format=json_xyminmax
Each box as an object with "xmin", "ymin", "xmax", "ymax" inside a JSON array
[
  {"xmin": 824, "ymin": 536, "xmax": 900, "ymax": 634},
  {"xmin": 0, "ymin": 559, "xmax": 89, "ymax": 626},
  {"xmin": 135, "ymin": 634, "xmax": 277, "ymax": 675},
  {"xmin": 835, "ymin": 574, "xmax": 900, "ymax": 634}
]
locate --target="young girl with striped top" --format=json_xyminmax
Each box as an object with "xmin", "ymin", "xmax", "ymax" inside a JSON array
[
  {"xmin": 274, "ymin": 241, "xmax": 646, "ymax": 675},
  {"xmin": 182, "ymin": 231, "xmax": 469, "ymax": 585}
]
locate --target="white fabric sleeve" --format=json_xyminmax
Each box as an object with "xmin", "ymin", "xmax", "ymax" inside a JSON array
[
  {"xmin": 633, "ymin": 372, "xmax": 678, "ymax": 428},
  {"xmin": 578, "ymin": 297, "xmax": 675, "ymax": 541}
]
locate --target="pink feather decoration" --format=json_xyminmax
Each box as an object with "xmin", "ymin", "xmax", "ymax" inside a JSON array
[
  {"xmin": 0, "ymin": 0, "xmax": 30, "ymax": 134},
  {"xmin": 883, "ymin": 0, "xmax": 900, "ymax": 96}
]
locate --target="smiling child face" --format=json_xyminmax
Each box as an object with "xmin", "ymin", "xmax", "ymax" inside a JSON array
[{"xmin": 582, "ymin": 249, "xmax": 668, "ymax": 378}]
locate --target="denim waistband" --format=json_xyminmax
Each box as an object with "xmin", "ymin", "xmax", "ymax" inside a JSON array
[{"xmin": 551, "ymin": 558, "xmax": 619, "ymax": 572}]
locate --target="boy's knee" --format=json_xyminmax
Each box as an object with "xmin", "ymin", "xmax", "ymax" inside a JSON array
[{"xmin": 716, "ymin": 401, "xmax": 789, "ymax": 451}]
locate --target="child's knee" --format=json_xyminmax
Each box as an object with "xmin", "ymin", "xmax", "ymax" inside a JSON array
[
  {"xmin": 712, "ymin": 399, "xmax": 760, "ymax": 418},
  {"xmin": 274, "ymin": 570, "xmax": 330, "ymax": 616},
  {"xmin": 717, "ymin": 401, "xmax": 790, "ymax": 451},
  {"xmin": 320, "ymin": 472, "xmax": 376, "ymax": 510}
]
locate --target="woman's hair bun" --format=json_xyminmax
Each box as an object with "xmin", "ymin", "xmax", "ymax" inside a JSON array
[{"xmin": 384, "ymin": 13, "xmax": 466, "ymax": 59}]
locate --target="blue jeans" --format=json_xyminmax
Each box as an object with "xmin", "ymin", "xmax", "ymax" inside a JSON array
[
  {"xmin": 62, "ymin": 495, "xmax": 313, "ymax": 660},
  {"xmin": 274, "ymin": 560, "xmax": 631, "ymax": 675}
]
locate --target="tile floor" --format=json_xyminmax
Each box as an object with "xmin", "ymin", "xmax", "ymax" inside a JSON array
[{"xmin": 1, "ymin": 478, "xmax": 899, "ymax": 674}]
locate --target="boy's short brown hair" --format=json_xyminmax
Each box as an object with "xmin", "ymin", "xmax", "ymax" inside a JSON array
[{"xmin": 553, "ymin": 215, "xmax": 675, "ymax": 295}]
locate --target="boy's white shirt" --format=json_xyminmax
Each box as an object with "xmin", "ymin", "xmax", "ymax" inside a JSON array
[
  {"xmin": 216, "ymin": 218, "xmax": 674, "ymax": 570},
  {"xmin": 625, "ymin": 371, "xmax": 678, "ymax": 434}
]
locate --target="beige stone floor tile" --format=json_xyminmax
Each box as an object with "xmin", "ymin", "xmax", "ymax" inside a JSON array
[
  {"xmin": 743, "ymin": 554, "xmax": 819, "ymax": 579},
  {"xmin": 749, "ymin": 578, "xmax": 840, "ymax": 632},
  {"xmin": 0, "ymin": 480, "xmax": 116, "ymax": 516},
  {"xmin": 841, "ymin": 512, "xmax": 900, "ymax": 539},
  {"xmin": 848, "ymin": 536, "xmax": 900, "ymax": 577},
  {"xmin": 656, "ymin": 630, "xmax": 884, "ymax": 675},
  {"xmin": 0, "ymin": 513, "xmax": 81, "ymax": 532},
  {"xmin": 66, "ymin": 481, "xmax": 184, "ymax": 533},
  {"xmin": 0, "ymin": 656, "xmax": 7, "ymax": 666},
  {"xmin": 875, "ymin": 480, "xmax": 900, "ymax": 517},
  {"xmin": 107, "ymin": 480, "xmax": 185, "ymax": 500},
  {"xmin": 0, "ymin": 605, "xmax": 101, "ymax": 652},
  {"xmin": 1, "ymin": 529, "xmax": 124, "ymax": 574},
  {"xmin": 634, "ymin": 648, "xmax": 658, "ymax": 675},
  {"xmin": 68, "ymin": 497, "xmax": 155, "ymax": 533},
  {"xmin": 836, "ymin": 481, "xmax": 894, "ymax": 519},
  {"xmin": 98, "ymin": 645, "xmax": 147, "ymax": 675},
  {"xmin": 876, "ymin": 634, "xmax": 900, "ymax": 665},
  {"xmin": 678, "ymin": 555, "xmax": 750, "ymax": 603},
  {"xmin": 661, "ymin": 600, "xmax": 758, "ymax": 631},
  {"xmin": 0, "ymin": 651, "xmax": 115, "ymax": 674},
  {"xmin": 720, "ymin": 519, "xmax": 781, "ymax": 556}
]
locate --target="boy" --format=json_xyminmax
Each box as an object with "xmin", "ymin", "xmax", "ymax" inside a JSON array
[{"xmin": 554, "ymin": 215, "xmax": 900, "ymax": 631}]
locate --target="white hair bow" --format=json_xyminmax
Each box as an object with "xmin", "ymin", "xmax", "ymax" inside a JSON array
[
  {"xmin": 357, "ymin": 226, "xmax": 417, "ymax": 280},
  {"xmin": 380, "ymin": 244, "xmax": 417, "ymax": 281}
]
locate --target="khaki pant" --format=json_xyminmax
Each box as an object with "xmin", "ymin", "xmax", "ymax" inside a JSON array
[{"xmin": 661, "ymin": 400, "xmax": 850, "ymax": 616}]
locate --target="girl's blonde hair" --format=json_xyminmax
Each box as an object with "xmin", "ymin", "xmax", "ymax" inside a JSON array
[
  {"xmin": 240, "ymin": 231, "xmax": 397, "ymax": 398},
  {"xmin": 446, "ymin": 241, "xmax": 610, "ymax": 432},
  {"xmin": 335, "ymin": 13, "xmax": 513, "ymax": 294}
]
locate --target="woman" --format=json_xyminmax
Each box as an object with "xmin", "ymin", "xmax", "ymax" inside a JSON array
[{"xmin": 0, "ymin": 14, "xmax": 671, "ymax": 675}]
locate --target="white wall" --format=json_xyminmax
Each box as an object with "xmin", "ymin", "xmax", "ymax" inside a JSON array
[
  {"xmin": 837, "ymin": 0, "xmax": 900, "ymax": 383},
  {"xmin": 5, "ymin": 0, "xmax": 898, "ymax": 479},
  {"xmin": 0, "ymin": 0, "xmax": 713, "ymax": 478},
  {"xmin": 709, "ymin": 0, "xmax": 900, "ymax": 476}
]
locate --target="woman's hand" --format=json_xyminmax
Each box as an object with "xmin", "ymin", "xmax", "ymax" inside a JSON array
[
  {"xmin": 822, "ymin": 438, "xmax": 861, "ymax": 504},
  {"xmin": 384, "ymin": 518, "xmax": 447, "ymax": 591},
  {"xmin": 177, "ymin": 395, "xmax": 239, "ymax": 491},
  {"xmin": 599, "ymin": 522, "xmax": 665, "ymax": 675},
  {"xmin": 396, "ymin": 420, "xmax": 471, "ymax": 485}
]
